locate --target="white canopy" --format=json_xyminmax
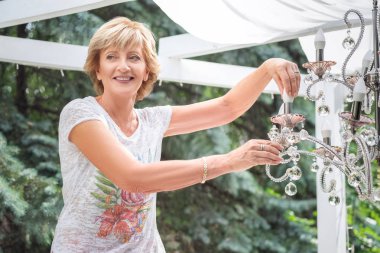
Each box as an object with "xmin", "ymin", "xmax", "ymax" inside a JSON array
[{"xmin": 153, "ymin": 0, "xmax": 371, "ymax": 45}]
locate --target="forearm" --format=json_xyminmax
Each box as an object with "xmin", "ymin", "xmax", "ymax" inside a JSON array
[
  {"xmin": 222, "ymin": 60, "xmax": 272, "ymax": 118},
  {"xmin": 121, "ymin": 154, "xmax": 231, "ymax": 193}
]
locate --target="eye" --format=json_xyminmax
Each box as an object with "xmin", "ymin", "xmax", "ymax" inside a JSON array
[
  {"xmin": 129, "ymin": 54, "xmax": 142, "ymax": 62},
  {"xmin": 106, "ymin": 54, "xmax": 117, "ymax": 60}
]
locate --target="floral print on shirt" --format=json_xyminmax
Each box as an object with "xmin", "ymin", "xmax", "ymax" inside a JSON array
[{"xmin": 92, "ymin": 171, "xmax": 150, "ymax": 243}]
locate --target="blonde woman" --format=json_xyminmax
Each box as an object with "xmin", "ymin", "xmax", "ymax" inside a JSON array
[{"xmin": 51, "ymin": 17, "xmax": 300, "ymax": 252}]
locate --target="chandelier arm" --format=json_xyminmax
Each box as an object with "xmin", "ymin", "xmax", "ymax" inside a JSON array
[
  {"xmin": 320, "ymin": 166, "xmax": 336, "ymax": 193},
  {"xmin": 306, "ymin": 79, "xmax": 324, "ymax": 101},
  {"xmin": 305, "ymin": 135, "xmax": 342, "ymax": 160},
  {"xmin": 354, "ymin": 136, "xmax": 374, "ymax": 198},
  {"xmin": 265, "ymin": 164, "xmax": 289, "ymax": 183},
  {"xmin": 297, "ymin": 150, "xmax": 345, "ymax": 168},
  {"xmin": 331, "ymin": 78, "xmax": 354, "ymax": 91},
  {"xmin": 342, "ymin": 9, "xmax": 365, "ymax": 82}
]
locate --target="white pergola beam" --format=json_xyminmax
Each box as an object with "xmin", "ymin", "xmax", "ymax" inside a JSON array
[
  {"xmin": 0, "ymin": 35, "xmax": 306, "ymax": 95},
  {"xmin": 0, "ymin": 0, "xmax": 133, "ymax": 29},
  {"xmin": 0, "ymin": 35, "xmax": 87, "ymax": 71},
  {"xmin": 315, "ymin": 84, "xmax": 347, "ymax": 253},
  {"xmin": 159, "ymin": 56, "xmax": 307, "ymax": 95}
]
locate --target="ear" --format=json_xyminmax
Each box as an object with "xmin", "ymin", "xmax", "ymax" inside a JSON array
[
  {"xmin": 96, "ymin": 69, "xmax": 101, "ymax": 81},
  {"xmin": 143, "ymin": 71, "xmax": 149, "ymax": 82}
]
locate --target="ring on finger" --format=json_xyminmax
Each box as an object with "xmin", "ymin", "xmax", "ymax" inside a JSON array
[
  {"xmin": 260, "ymin": 144, "xmax": 265, "ymax": 151},
  {"xmin": 293, "ymin": 70, "xmax": 300, "ymax": 74}
]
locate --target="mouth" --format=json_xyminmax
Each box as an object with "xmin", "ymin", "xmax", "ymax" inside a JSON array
[{"xmin": 113, "ymin": 76, "xmax": 134, "ymax": 82}]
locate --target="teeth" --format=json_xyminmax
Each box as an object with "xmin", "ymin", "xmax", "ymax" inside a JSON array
[{"xmin": 115, "ymin": 77, "xmax": 132, "ymax": 81}]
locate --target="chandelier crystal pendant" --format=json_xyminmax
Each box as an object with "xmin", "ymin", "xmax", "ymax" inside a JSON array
[{"xmin": 265, "ymin": 3, "xmax": 380, "ymax": 205}]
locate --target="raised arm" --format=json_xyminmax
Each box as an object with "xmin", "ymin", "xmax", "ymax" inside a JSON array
[
  {"xmin": 70, "ymin": 120, "xmax": 283, "ymax": 193},
  {"xmin": 165, "ymin": 58, "xmax": 300, "ymax": 137}
]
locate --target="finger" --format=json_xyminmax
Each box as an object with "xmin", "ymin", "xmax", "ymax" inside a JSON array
[
  {"xmin": 252, "ymin": 151, "xmax": 283, "ymax": 163},
  {"xmin": 278, "ymin": 69, "xmax": 292, "ymax": 97},
  {"xmin": 261, "ymin": 145, "xmax": 281, "ymax": 155},
  {"xmin": 293, "ymin": 64, "xmax": 301, "ymax": 96},
  {"xmin": 287, "ymin": 66, "xmax": 298, "ymax": 97},
  {"xmin": 254, "ymin": 158, "xmax": 282, "ymax": 166},
  {"xmin": 273, "ymin": 74, "xmax": 284, "ymax": 95},
  {"xmin": 255, "ymin": 140, "xmax": 283, "ymax": 151}
]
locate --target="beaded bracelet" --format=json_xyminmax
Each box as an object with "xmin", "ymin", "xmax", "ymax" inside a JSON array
[{"xmin": 201, "ymin": 157, "xmax": 208, "ymax": 184}]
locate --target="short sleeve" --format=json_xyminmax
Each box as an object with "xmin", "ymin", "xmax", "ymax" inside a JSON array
[
  {"xmin": 157, "ymin": 105, "xmax": 172, "ymax": 134},
  {"xmin": 59, "ymin": 98, "xmax": 105, "ymax": 143},
  {"xmin": 138, "ymin": 105, "xmax": 172, "ymax": 136}
]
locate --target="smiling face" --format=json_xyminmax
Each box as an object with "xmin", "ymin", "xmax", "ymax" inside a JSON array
[{"xmin": 96, "ymin": 45, "xmax": 149, "ymax": 98}]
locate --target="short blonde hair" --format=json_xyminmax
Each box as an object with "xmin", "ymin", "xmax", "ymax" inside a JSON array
[{"xmin": 84, "ymin": 17, "xmax": 159, "ymax": 101}]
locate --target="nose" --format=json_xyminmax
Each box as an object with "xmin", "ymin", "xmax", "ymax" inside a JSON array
[{"xmin": 117, "ymin": 59, "xmax": 131, "ymax": 72}]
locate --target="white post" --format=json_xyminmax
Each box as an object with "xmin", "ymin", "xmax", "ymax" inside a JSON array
[{"xmin": 315, "ymin": 83, "xmax": 346, "ymax": 253}]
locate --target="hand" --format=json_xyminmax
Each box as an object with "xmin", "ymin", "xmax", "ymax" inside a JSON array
[
  {"xmin": 226, "ymin": 139, "xmax": 283, "ymax": 172},
  {"xmin": 263, "ymin": 58, "xmax": 301, "ymax": 97}
]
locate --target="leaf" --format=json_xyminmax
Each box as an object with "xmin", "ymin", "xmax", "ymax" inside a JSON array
[
  {"xmin": 95, "ymin": 182, "xmax": 116, "ymax": 196},
  {"xmin": 95, "ymin": 174, "xmax": 116, "ymax": 189},
  {"xmin": 95, "ymin": 202, "xmax": 113, "ymax": 210},
  {"xmin": 91, "ymin": 192, "xmax": 108, "ymax": 202}
]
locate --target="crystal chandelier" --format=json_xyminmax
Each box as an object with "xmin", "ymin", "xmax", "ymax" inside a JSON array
[{"xmin": 265, "ymin": 2, "xmax": 380, "ymax": 205}]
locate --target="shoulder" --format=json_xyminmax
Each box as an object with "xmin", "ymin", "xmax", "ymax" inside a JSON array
[
  {"xmin": 59, "ymin": 97, "xmax": 104, "ymax": 136},
  {"xmin": 60, "ymin": 97, "xmax": 96, "ymax": 117}
]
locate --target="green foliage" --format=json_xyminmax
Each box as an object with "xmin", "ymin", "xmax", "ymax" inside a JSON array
[{"xmin": 0, "ymin": 133, "xmax": 62, "ymax": 252}]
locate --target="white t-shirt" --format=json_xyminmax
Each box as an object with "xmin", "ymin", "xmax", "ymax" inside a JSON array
[{"xmin": 51, "ymin": 96, "xmax": 172, "ymax": 253}]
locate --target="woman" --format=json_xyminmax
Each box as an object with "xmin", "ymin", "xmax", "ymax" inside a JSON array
[{"xmin": 51, "ymin": 17, "xmax": 300, "ymax": 252}]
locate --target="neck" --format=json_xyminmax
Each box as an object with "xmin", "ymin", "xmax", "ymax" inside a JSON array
[{"xmin": 97, "ymin": 93, "xmax": 138, "ymax": 136}]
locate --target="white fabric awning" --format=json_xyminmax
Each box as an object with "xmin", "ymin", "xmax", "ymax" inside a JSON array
[{"xmin": 153, "ymin": 0, "xmax": 372, "ymax": 45}]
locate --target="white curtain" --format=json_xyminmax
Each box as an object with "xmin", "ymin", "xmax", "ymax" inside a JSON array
[{"xmin": 153, "ymin": 0, "xmax": 372, "ymax": 44}]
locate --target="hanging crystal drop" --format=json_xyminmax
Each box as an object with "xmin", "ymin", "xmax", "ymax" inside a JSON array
[
  {"xmin": 345, "ymin": 92, "xmax": 353, "ymax": 103},
  {"xmin": 323, "ymin": 158, "xmax": 331, "ymax": 167},
  {"xmin": 342, "ymin": 37, "xmax": 355, "ymax": 49},
  {"xmin": 347, "ymin": 153, "xmax": 357, "ymax": 164},
  {"xmin": 311, "ymin": 162, "xmax": 319, "ymax": 172},
  {"xmin": 281, "ymin": 127, "xmax": 291, "ymax": 137},
  {"xmin": 325, "ymin": 73, "xmax": 334, "ymax": 82},
  {"xmin": 288, "ymin": 166, "xmax": 302, "ymax": 181},
  {"xmin": 268, "ymin": 125, "xmax": 280, "ymax": 141},
  {"xmin": 328, "ymin": 194, "xmax": 341, "ymax": 206},
  {"xmin": 286, "ymin": 134, "xmax": 299, "ymax": 145},
  {"xmin": 299, "ymin": 129, "xmax": 309, "ymax": 140},
  {"xmin": 285, "ymin": 182, "xmax": 297, "ymax": 196},
  {"xmin": 304, "ymin": 74, "xmax": 314, "ymax": 85},
  {"xmin": 317, "ymin": 105, "xmax": 330, "ymax": 116},
  {"xmin": 368, "ymin": 127, "xmax": 377, "ymax": 146},
  {"xmin": 325, "ymin": 166, "xmax": 334, "ymax": 174},
  {"xmin": 341, "ymin": 130, "xmax": 353, "ymax": 143},
  {"xmin": 348, "ymin": 171, "xmax": 362, "ymax": 187},
  {"xmin": 292, "ymin": 153, "xmax": 301, "ymax": 162},
  {"xmin": 287, "ymin": 146, "xmax": 298, "ymax": 156},
  {"xmin": 342, "ymin": 30, "xmax": 355, "ymax": 50}
]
